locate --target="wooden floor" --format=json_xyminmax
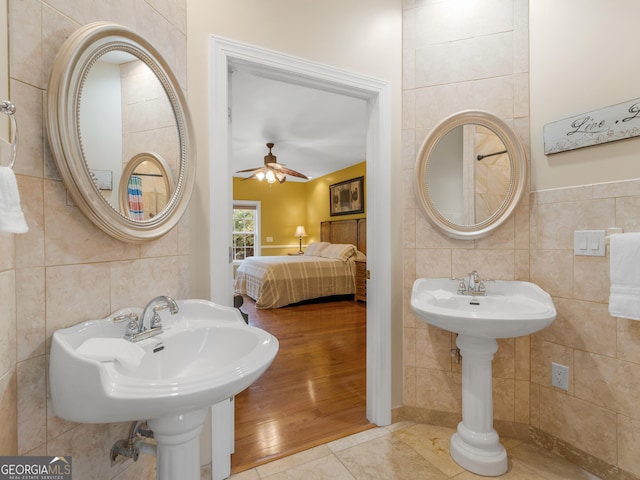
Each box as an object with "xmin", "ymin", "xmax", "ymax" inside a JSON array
[{"xmin": 231, "ymin": 296, "xmax": 371, "ymax": 473}]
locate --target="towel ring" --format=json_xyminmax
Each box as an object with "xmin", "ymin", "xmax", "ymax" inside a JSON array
[{"xmin": 0, "ymin": 100, "xmax": 17, "ymax": 169}]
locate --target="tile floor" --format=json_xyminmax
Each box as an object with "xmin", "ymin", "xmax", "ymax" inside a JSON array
[{"xmin": 228, "ymin": 422, "xmax": 601, "ymax": 480}]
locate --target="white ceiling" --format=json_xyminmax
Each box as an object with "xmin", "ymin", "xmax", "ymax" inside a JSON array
[{"xmin": 229, "ymin": 69, "xmax": 368, "ymax": 182}]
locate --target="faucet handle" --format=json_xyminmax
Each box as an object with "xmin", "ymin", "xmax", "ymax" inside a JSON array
[
  {"xmin": 451, "ymin": 277, "xmax": 467, "ymax": 294},
  {"xmin": 113, "ymin": 312, "xmax": 139, "ymax": 323}
]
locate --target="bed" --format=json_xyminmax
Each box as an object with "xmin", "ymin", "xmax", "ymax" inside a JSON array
[{"xmin": 234, "ymin": 219, "xmax": 366, "ymax": 309}]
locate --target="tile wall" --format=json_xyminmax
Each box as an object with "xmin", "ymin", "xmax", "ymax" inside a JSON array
[
  {"xmin": 0, "ymin": 1, "xmax": 189, "ymax": 479},
  {"xmin": 402, "ymin": 1, "xmax": 640, "ymax": 478},
  {"xmin": 402, "ymin": 0, "xmax": 531, "ymax": 433}
]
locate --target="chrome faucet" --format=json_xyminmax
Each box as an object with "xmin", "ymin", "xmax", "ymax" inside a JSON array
[
  {"xmin": 454, "ymin": 270, "xmax": 488, "ymax": 296},
  {"xmin": 125, "ymin": 296, "xmax": 179, "ymax": 342},
  {"xmin": 468, "ymin": 270, "xmax": 480, "ymax": 292}
]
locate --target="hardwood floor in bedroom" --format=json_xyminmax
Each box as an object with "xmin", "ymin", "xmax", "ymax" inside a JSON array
[{"xmin": 231, "ymin": 296, "xmax": 371, "ymax": 474}]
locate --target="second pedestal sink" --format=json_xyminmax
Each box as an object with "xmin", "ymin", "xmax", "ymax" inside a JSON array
[
  {"xmin": 411, "ymin": 277, "xmax": 556, "ymax": 476},
  {"xmin": 49, "ymin": 298, "xmax": 279, "ymax": 480}
]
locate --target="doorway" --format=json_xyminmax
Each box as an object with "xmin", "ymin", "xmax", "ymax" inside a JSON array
[{"xmin": 208, "ymin": 34, "xmax": 393, "ymax": 445}]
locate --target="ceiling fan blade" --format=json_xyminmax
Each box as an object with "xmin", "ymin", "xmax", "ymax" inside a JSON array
[
  {"xmin": 235, "ymin": 166, "xmax": 263, "ymax": 173},
  {"xmin": 278, "ymin": 166, "xmax": 309, "ymax": 179}
]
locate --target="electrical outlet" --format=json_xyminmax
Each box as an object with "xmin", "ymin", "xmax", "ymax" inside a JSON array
[{"xmin": 551, "ymin": 362, "xmax": 569, "ymax": 390}]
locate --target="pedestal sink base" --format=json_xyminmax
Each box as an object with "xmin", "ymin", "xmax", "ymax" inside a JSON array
[
  {"xmin": 450, "ymin": 425, "xmax": 507, "ymax": 477},
  {"xmin": 148, "ymin": 409, "xmax": 208, "ymax": 480},
  {"xmin": 450, "ymin": 335, "xmax": 508, "ymax": 477}
]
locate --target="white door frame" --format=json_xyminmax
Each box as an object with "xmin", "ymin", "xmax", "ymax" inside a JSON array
[{"xmin": 208, "ymin": 36, "xmax": 392, "ymax": 426}]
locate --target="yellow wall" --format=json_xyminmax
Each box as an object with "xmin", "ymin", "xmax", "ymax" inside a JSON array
[
  {"xmin": 233, "ymin": 177, "xmax": 307, "ymax": 255},
  {"xmin": 233, "ymin": 161, "xmax": 365, "ymax": 255},
  {"xmin": 305, "ymin": 162, "xmax": 366, "ymax": 240}
]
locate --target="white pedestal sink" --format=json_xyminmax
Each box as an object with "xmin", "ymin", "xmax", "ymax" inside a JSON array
[
  {"xmin": 411, "ymin": 278, "xmax": 556, "ymax": 476},
  {"xmin": 49, "ymin": 299, "xmax": 279, "ymax": 480}
]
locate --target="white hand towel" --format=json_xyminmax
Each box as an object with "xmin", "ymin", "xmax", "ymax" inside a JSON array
[
  {"xmin": 609, "ymin": 232, "xmax": 640, "ymax": 320},
  {"xmin": 0, "ymin": 166, "xmax": 28, "ymax": 233},
  {"xmin": 76, "ymin": 337, "xmax": 146, "ymax": 370}
]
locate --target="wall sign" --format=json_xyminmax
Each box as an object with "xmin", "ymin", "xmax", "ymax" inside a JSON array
[{"xmin": 543, "ymin": 97, "xmax": 640, "ymax": 155}]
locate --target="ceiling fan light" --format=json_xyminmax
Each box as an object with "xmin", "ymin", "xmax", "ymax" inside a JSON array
[
  {"xmin": 265, "ymin": 170, "xmax": 276, "ymax": 183},
  {"xmin": 276, "ymin": 171, "xmax": 286, "ymax": 182},
  {"xmin": 255, "ymin": 171, "xmax": 265, "ymax": 181}
]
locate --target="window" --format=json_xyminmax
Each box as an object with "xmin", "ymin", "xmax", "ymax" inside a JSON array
[{"xmin": 232, "ymin": 202, "xmax": 260, "ymax": 263}]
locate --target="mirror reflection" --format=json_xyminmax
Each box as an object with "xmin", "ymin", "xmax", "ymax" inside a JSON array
[
  {"xmin": 79, "ymin": 50, "xmax": 180, "ymax": 216},
  {"xmin": 119, "ymin": 152, "xmax": 173, "ymax": 221},
  {"xmin": 427, "ymin": 124, "xmax": 511, "ymax": 225}
]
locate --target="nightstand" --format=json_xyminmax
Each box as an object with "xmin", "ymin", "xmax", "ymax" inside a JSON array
[{"xmin": 354, "ymin": 259, "xmax": 367, "ymax": 303}]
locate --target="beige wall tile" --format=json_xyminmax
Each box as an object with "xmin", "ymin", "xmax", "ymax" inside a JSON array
[
  {"xmin": 572, "ymin": 256, "xmax": 609, "ymax": 303},
  {"xmin": 514, "ymin": 380, "xmax": 530, "ymax": 424},
  {"xmin": 15, "ymin": 175, "xmax": 44, "ymax": 268},
  {"xmin": 493, "ymin": 338, "xmax": 515, "ymax": 379},
  {"xmin": 0, "ymin": 368, "xmax": 18, "ymax": 455},
  {"xmin": 541, "ymin": 298, "xmax": 615, "ymax": 357},
  {"xmin": 16, "ymin": 267, "xmax": 46, "ymax": 361},
  {"xmin": 0, "ymin": 270, "xmax": 17, "ymax": 378},
  {"xmin": 415, "ymin": 368, "xmax": 461, "ymax": 413},
  {"xmin": 616, "ymin": 196, "xmax": 640, "ymax": 232},
  {"xmin": 10, "ymin": 81, "xmax": 44, "ymax": 178},
  {"xmin": 451, "ymin": 248, "xmax": 515, "ymax": 281},
  {"xmin": 109, "ymin": 256, "xmax": 187, "ymax": 311},
  {"xmin": 530, "ymin": 335, "xmax": 573, "ymax": 392},
  {"xmin": 403, "ymin": 248, "xmax": 416, "ymax": 287},
  {"xmin": 515, "ymin": 335, "xmax": 530, "ymax": 380},
  {"xmin": 493, "ymin": 377, "xmax": 515, "ymax": 422},
  {"xmin": 617, "ymin": 317, "xmax": 640, "ymax": 365},
  {"xmin": 536, "ymin": 198, "xmax": 614, "ymax": 251},
  {"xmin": 17, "ymin": 356, "xmax": 46, "ymax": 454},
  {"xmin": 415, "ymin": 248, "xmax": 452, "ymax": 279},
  {"xmin": 44, "ymin": 180, "xmax": 140, "ymax": 265},
  {"xmin": 402, "ymin": 209, "xmax": 416, "ymax": 249},
  {"xmin": 539, "ymin": 386, "xmax": 616, "ymax": 464},
  {"xmin": 0, "ymin": 233, "xmax": 14, "ymax": 271},
  {"xmin": 45, "ymin": 263, "xmax": 111, "ymax": 339},
  {"xmin": 404, "ymin": 366, "xmax": 416, "ymax": 406},
  {"xmin": 574, "ymin": 350, "xmax": 640, "ymax": 420},
  {"xmin": 593, "ymin": 178, "xmax": 640, "ymax": 199},
  {"xmin": 415, "ymin": 328, "xmax": 453, "ymax": 371},
  {"xmin": 530, "ymin": 250, "xmax": 573, "ymax": 298},
  {"xmin": 9, "ymin": 0, "xmax": 43, "ymax": 88},
  {"xmin": 618, "ymin": 414, "xmax": 640, "ymax": 477}
]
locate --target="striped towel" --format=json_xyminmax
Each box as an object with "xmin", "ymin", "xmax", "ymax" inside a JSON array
[{"xmin": 127, "ymin": 175, "xmax": 144, "ymax": 221}]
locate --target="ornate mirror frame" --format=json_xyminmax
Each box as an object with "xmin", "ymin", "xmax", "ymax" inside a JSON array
[
  {"xmin": 414, "ymin": 110, "xmax": 527, "ymax": 240},
  {"xmin": 46, "ymin": 22, "xmax": 195, "ymax": 243}
]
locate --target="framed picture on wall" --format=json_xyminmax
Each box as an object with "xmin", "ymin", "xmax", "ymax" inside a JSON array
[{"xmin": 329, "ymin": 176, "xmax": 364, "ymax": 216}]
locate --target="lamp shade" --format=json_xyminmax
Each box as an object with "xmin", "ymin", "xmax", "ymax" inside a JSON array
[{"xmin": 294, "ymin": 226, "xmax": 307, "ymax": 237}]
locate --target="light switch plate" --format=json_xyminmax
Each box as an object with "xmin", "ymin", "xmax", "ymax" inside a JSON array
[{"xmin": 574, "ymin": 230, "xmax": 605, "ymax": 256}]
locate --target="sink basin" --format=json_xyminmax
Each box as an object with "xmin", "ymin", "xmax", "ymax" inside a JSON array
[
  {"xmin": 411, "ymin": 277, "xmax": 556, "ymax": 338},
  {"xmin": 49, "ymin": 299, "xmax": 279, "ymax": 424}
]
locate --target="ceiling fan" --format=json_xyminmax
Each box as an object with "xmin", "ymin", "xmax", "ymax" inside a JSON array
[{"xmin": 236, "ymin": 142, "xmax": 309, "ymax": 183}]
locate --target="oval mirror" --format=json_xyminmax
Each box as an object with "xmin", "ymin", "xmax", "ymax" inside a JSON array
[
  {"xmin": 414, "ymin": 110, "xmax": 527, "ymax": 239},
  {"xmin": 46, "ymin": 22, "xmax": 195, "ymax": 242}
]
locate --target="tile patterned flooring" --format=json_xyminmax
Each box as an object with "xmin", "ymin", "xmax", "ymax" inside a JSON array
[{"xmin": 228, "ymin": 422, "xmax": 602, "ymax": 480}]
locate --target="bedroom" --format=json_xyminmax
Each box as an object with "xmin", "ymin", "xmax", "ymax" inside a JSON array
[
  {"xmin": 231, "ymin": 79, "xmax": 366, "ymax": 470},
  {"xmin": 230, "ymin": 71, "xmax": 370, "ymax": 469}
]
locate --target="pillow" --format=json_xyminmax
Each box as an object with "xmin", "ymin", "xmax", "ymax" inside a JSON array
[
  {"xmin": 356, "ymin": 250, "xmax": 367, "ymax": 261},
  {"xmin": 319, "ymin": 243, "xmax": 357, "ymax": 261},
  {"xmin": 304, "ymin": 241, "xmax": 330, "ymax": 256}
]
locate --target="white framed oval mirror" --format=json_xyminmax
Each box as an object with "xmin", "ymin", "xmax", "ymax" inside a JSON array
[
  {"xmin": 414, "ymin": 110, "xmax": 527, "ymax": 240},
  {"xmin": 46, "ymin": 22, "xmax": 195, "ymax": 243}
]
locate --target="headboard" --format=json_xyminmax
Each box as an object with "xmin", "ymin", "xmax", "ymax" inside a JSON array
[{"xmin": 320, "ymin": 218, "xmax": 366, "ymax": 255}]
